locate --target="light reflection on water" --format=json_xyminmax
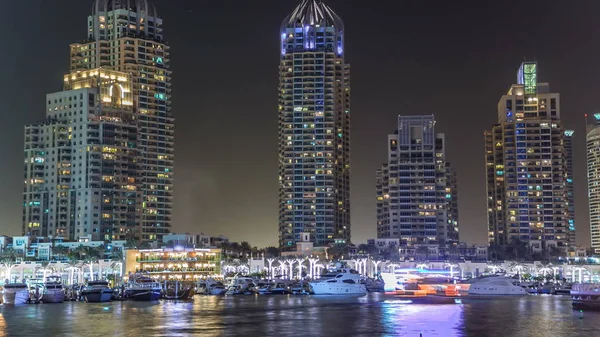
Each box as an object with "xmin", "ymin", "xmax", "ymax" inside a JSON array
[{"xmin": 0, "ymin": 294, "xmax": 598, "ymax": 336}]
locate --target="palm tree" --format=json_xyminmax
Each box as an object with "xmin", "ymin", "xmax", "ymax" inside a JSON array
[
  {"xmin": 76, "ymin": 246, "xmax": 100, "ymax": 281},
  {"xmin": 124, "ymin": 238, "xmax": 138, "ymax": 249},
  {"xmin": 507, "ymin": 239, "xmax": 528, "ymax": 261},
  {"xmin": 240, "ymin": 241, "xmax": 252, "ymax": 257},
  {"xmin": 228, "ymin": 242, "xmax": 241, "ymax": 257},
  {"xmin": 51, "ymin": 246, "xmax": 69, "ymax": 262},
  {"xmin": 264, "ymin": 246, "xmax": 280, "ymax": 258},
  {"xmin": 327, "ymin": 243, "xmax": 349, "ymax": 260},
  {"xmin": 488, "ymin": 244, "xmax": 504, "ymax": 261},
  {"xmin": 548, "ymin": 246, "xmax": 562, "ymax": 262}
]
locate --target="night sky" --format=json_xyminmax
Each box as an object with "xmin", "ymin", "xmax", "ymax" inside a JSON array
[{"xmin": 0, "ymin": 0, "xmax": 598, "ymax": 248}]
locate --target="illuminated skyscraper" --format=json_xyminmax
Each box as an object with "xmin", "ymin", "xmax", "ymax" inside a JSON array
[
  {"xmin": 23, "ymin": 69, "xmax": 139, "ymax": 241},
  {"xmin": 23, "ymin": 0, "xmax": 173, "ymax": 242},
  {"xmin": 586, "ymin": 114, "xmax": 600, "ymax": 252},
  {"xmin": 485, "ymin": 61, "xmax": 571, "ymax": 252},
  {"xmin": 564, "ymin": 130, "xmax": 575, "ymax": 246},
  {"xmin": 278, "ymin": 0, "xmax": 351, "ymax": 250},
  {"xmin": 376, "ymin": 115, "xmax": 459, "ymax": 247},
  {"xmin": 71, "ymin": 0, "xmax": 173, "ymax": 241}
]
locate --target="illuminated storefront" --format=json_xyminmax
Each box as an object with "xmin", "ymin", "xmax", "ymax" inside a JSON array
[{"xmin": 125, "ymin": 248, "xmax": 222, "ymax": 281}]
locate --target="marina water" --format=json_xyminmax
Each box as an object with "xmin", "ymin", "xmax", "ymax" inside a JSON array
[{"xmin": 0, "ymin": 294, "xmax": 599, "ymax": 336}]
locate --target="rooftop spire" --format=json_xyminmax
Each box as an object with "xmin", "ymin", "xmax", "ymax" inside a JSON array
[{"xmin": 282, "ymin": 0, "xmax": 343, "ymax": 30}]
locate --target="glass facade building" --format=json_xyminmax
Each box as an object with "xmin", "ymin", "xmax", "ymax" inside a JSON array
[
  {"xmin": 485, "ymin": 62, "xmax": 572, "ymax": 251},
  {"xmin": 376, "ymin": 115, "xmax": 459, "ymax": 247},
  {"xmin": 586, "ymin": 115, "xmax": 600, "ymax": 252},
  {"xmin": 22, "ymin": 0, "xmax": 173, "ymax": 242},
  {"xmin": 278, "ymin": 0, "xmax": 351, "ymax": 250}
]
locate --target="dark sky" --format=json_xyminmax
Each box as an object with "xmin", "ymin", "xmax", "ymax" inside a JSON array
[{"xmin": 0, "ymin": 0, "xmax": 598, "ymax": 248}]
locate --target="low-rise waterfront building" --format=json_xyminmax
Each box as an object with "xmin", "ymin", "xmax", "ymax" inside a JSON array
[
  {"xmin": 162, "ymin": 233, "xmax": 229, "ymax": 248},
  {"xmin": 125, "ymin": 248, "xmax": 222, "ymax": 280}
]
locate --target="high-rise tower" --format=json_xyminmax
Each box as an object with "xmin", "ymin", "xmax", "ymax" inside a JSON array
[
  {"xmin": 586, "ymin": 114, "xmax": 600, "ymax": 252},
  {"xmin": 278, "ymin": 0, "xmax": 351, "ymax": 250},
  {"xmin": 564, "ymin": 130, "xmax": 575, "ymax": 246},
  {"xmin": 376, "ymin": 115, "xmax": 458, "ymax": 247},
  {"xmin": 22, "ymin": 0, "xmax": 173, "ymax": 242},
  {"xmin": 485, "ymin": 61, "xmax": 570, "ymax": 252},
  {"xmin": 70, "ymin": 0, "xmax": 173, "ymax": 241}
]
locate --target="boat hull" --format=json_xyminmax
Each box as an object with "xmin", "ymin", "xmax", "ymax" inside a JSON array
[
  {"xmin": 468, "ymin": 286, "xmax": 527, "ymax": 296},
  {"xmin": 2, "ymin": 290, "xmax": 29, "ymax": 305},
  {"xmin": 127, "ymin": 289, "xmax": 161, "ymax": 301},
  {"xmin": 309, "ymin": 283, "xmax": 367, "ymax": 296},
  {"xmin": 82, "ymin": 289, "xmax": 114, "ymax": 303},
  {"xmin": 209, "ymin": 287, "xmax": 227, "ymax": 295},
  {"xmin": 162, "ymin": 288, "xmax": 194, "ymax": 300},
  {"xmin": 42, "ymin": 290, "xmax": 65, "ymax": 303}
]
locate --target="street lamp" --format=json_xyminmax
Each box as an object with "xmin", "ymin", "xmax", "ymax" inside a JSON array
[
  {"xmin": 416, "ymin": 263, "xmax": 428, "ymax": 270},
  {"xmin": 371, "ymin": 260, "xmax": 382, "ymax": 278},
  {"xmin": 266, "ymin": 258, "xmax": 276, "ymax": 280},
  {"xmin": 308, "ymin": 257, "xmax": 319, "ymax": 279},
  {"xmin": 445, "ymin": 262, "xmax": 459, "ymax": 279}
]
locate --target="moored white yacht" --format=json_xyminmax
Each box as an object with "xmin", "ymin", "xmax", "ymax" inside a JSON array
[
  {"xmin": 468, "ymin": 276, "xmax": 527, "ymax": 296},
  {"xmin": 2, "ymin": 280, "xmax": 29, "ymax": 305},
  {"xmin": 42, "ymin": 276, "xmax": 65, "ymax": 303},
  {"xmin": 125, "ymin": 274, "xmax": 162, "ymax": 301},
  {"xmin": 80, "ymin": 280, "xmax": 114, "ymax": 303},
  {"xmin": 309, "ymin": 269, "xmax": 367, "ymax": 295},
  {"xmin": 225, "ymin": 276, "xmax": 256, "ymax": 295},
  {"xmin": 197, "ymin": 279, "xmax": 227, "ymax": 295}
]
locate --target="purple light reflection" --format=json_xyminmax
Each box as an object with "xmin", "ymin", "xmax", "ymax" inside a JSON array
[{"xmin": 381, "ymin": 301, "xmax": 463, "ymax": 336}]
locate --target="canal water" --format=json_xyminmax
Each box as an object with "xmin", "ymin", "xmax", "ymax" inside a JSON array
[{"xmin": 0, "ymin": 294, "xmax": 598, "ymax": 336}]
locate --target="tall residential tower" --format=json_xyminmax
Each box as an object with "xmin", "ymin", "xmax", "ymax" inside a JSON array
[
  {"xmin": 278, "ymin": 0, "xmax": 351, "ymax": 250},
  {"xmin": 586, "ymin": 114, "xmax": 600, "ymax": 252},
  {"xmin": 23, "ymin": 0, "xmax": 173, "ymax": 242},
  {"xmin": 376, "ymin": 115, "xmax": 459, "ymax": 248},
  {"xmin": 485, "ymin": 61, "xmax": 571, "ymax": 252}
]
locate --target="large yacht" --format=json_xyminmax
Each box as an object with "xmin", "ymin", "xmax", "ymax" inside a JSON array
[
  {"xmin": 2, "ymin": 280, "xmax": 29, "ymax": 305},
  {"xmin": 80, "ymin": 280, "xmax": 114, "ymax": 303},
  {"xmin": 468, "ymin": 276, "xmax": 527, "ymax": 296},
  {"xmin": 571, "ymin": 283, "xmax": 600, "ymax": 309},
  {"xmin": 42, "ymin": 276, "xmax": 65, "ymax": 303},
  {"xmin": 125, "ymin": 275, "xmax": 162, "ymax": 301},
  {"xmin": 309, "ymin": 269, "xmax": 367, "ymax": 295}
]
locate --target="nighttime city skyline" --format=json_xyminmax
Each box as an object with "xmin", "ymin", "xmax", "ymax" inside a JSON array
[{"xmin": 1, "ymin": 0, "xmax": 600, "ymax": 249}]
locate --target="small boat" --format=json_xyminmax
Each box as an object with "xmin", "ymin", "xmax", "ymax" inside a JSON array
[
  {"xmin": 364, "ymin": 278, "xmax": 385, "ymax": 292},
  {"xmin": 571, "ymin": 283, "xmax": 600, "ymax": 310},
  {"xmin": 197, "ymin": 279, "xmax": 227, "ymax": 295},
  {"xmin": 225, "ymin": 276, "xmax": 256, "ymax": 295},
  {"xmin": 309, "ymin": 269, "xmax": 367, "ymax": 296},
  {"xmin": 468, "ymin": 276, "xmax": 527, "ymax": 296},
  {"xmin": 125, "ymin": 275, "xmax": 162, "ymax": 301},
  {"xmin": 80, "ymin": 280, "xmax": 114, "ymax": 303},
  {"xmin": 269, "ymin": 280, "xmax": 294, "ymax": 295},
  {"xmin": 553, "ymin": 284, "xmax": 572, "ymax": 295},
  {"xmin": 161, "ymin": 281, "xmax": 194, "ymax": 300},
  {"xmin": 251, "ymin": 281, "xmax": 273, "ymax": 295},
  {"xmin": 290, "ymin": 281, "xmax": 311, "ymax": 295},
  {"xmin": 2, "ymin": 280, "xmax": 29, "ymax": 305},
  {"xmin": 42, "ymin": 276, "xmax": 65, "ymax": 303}
]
